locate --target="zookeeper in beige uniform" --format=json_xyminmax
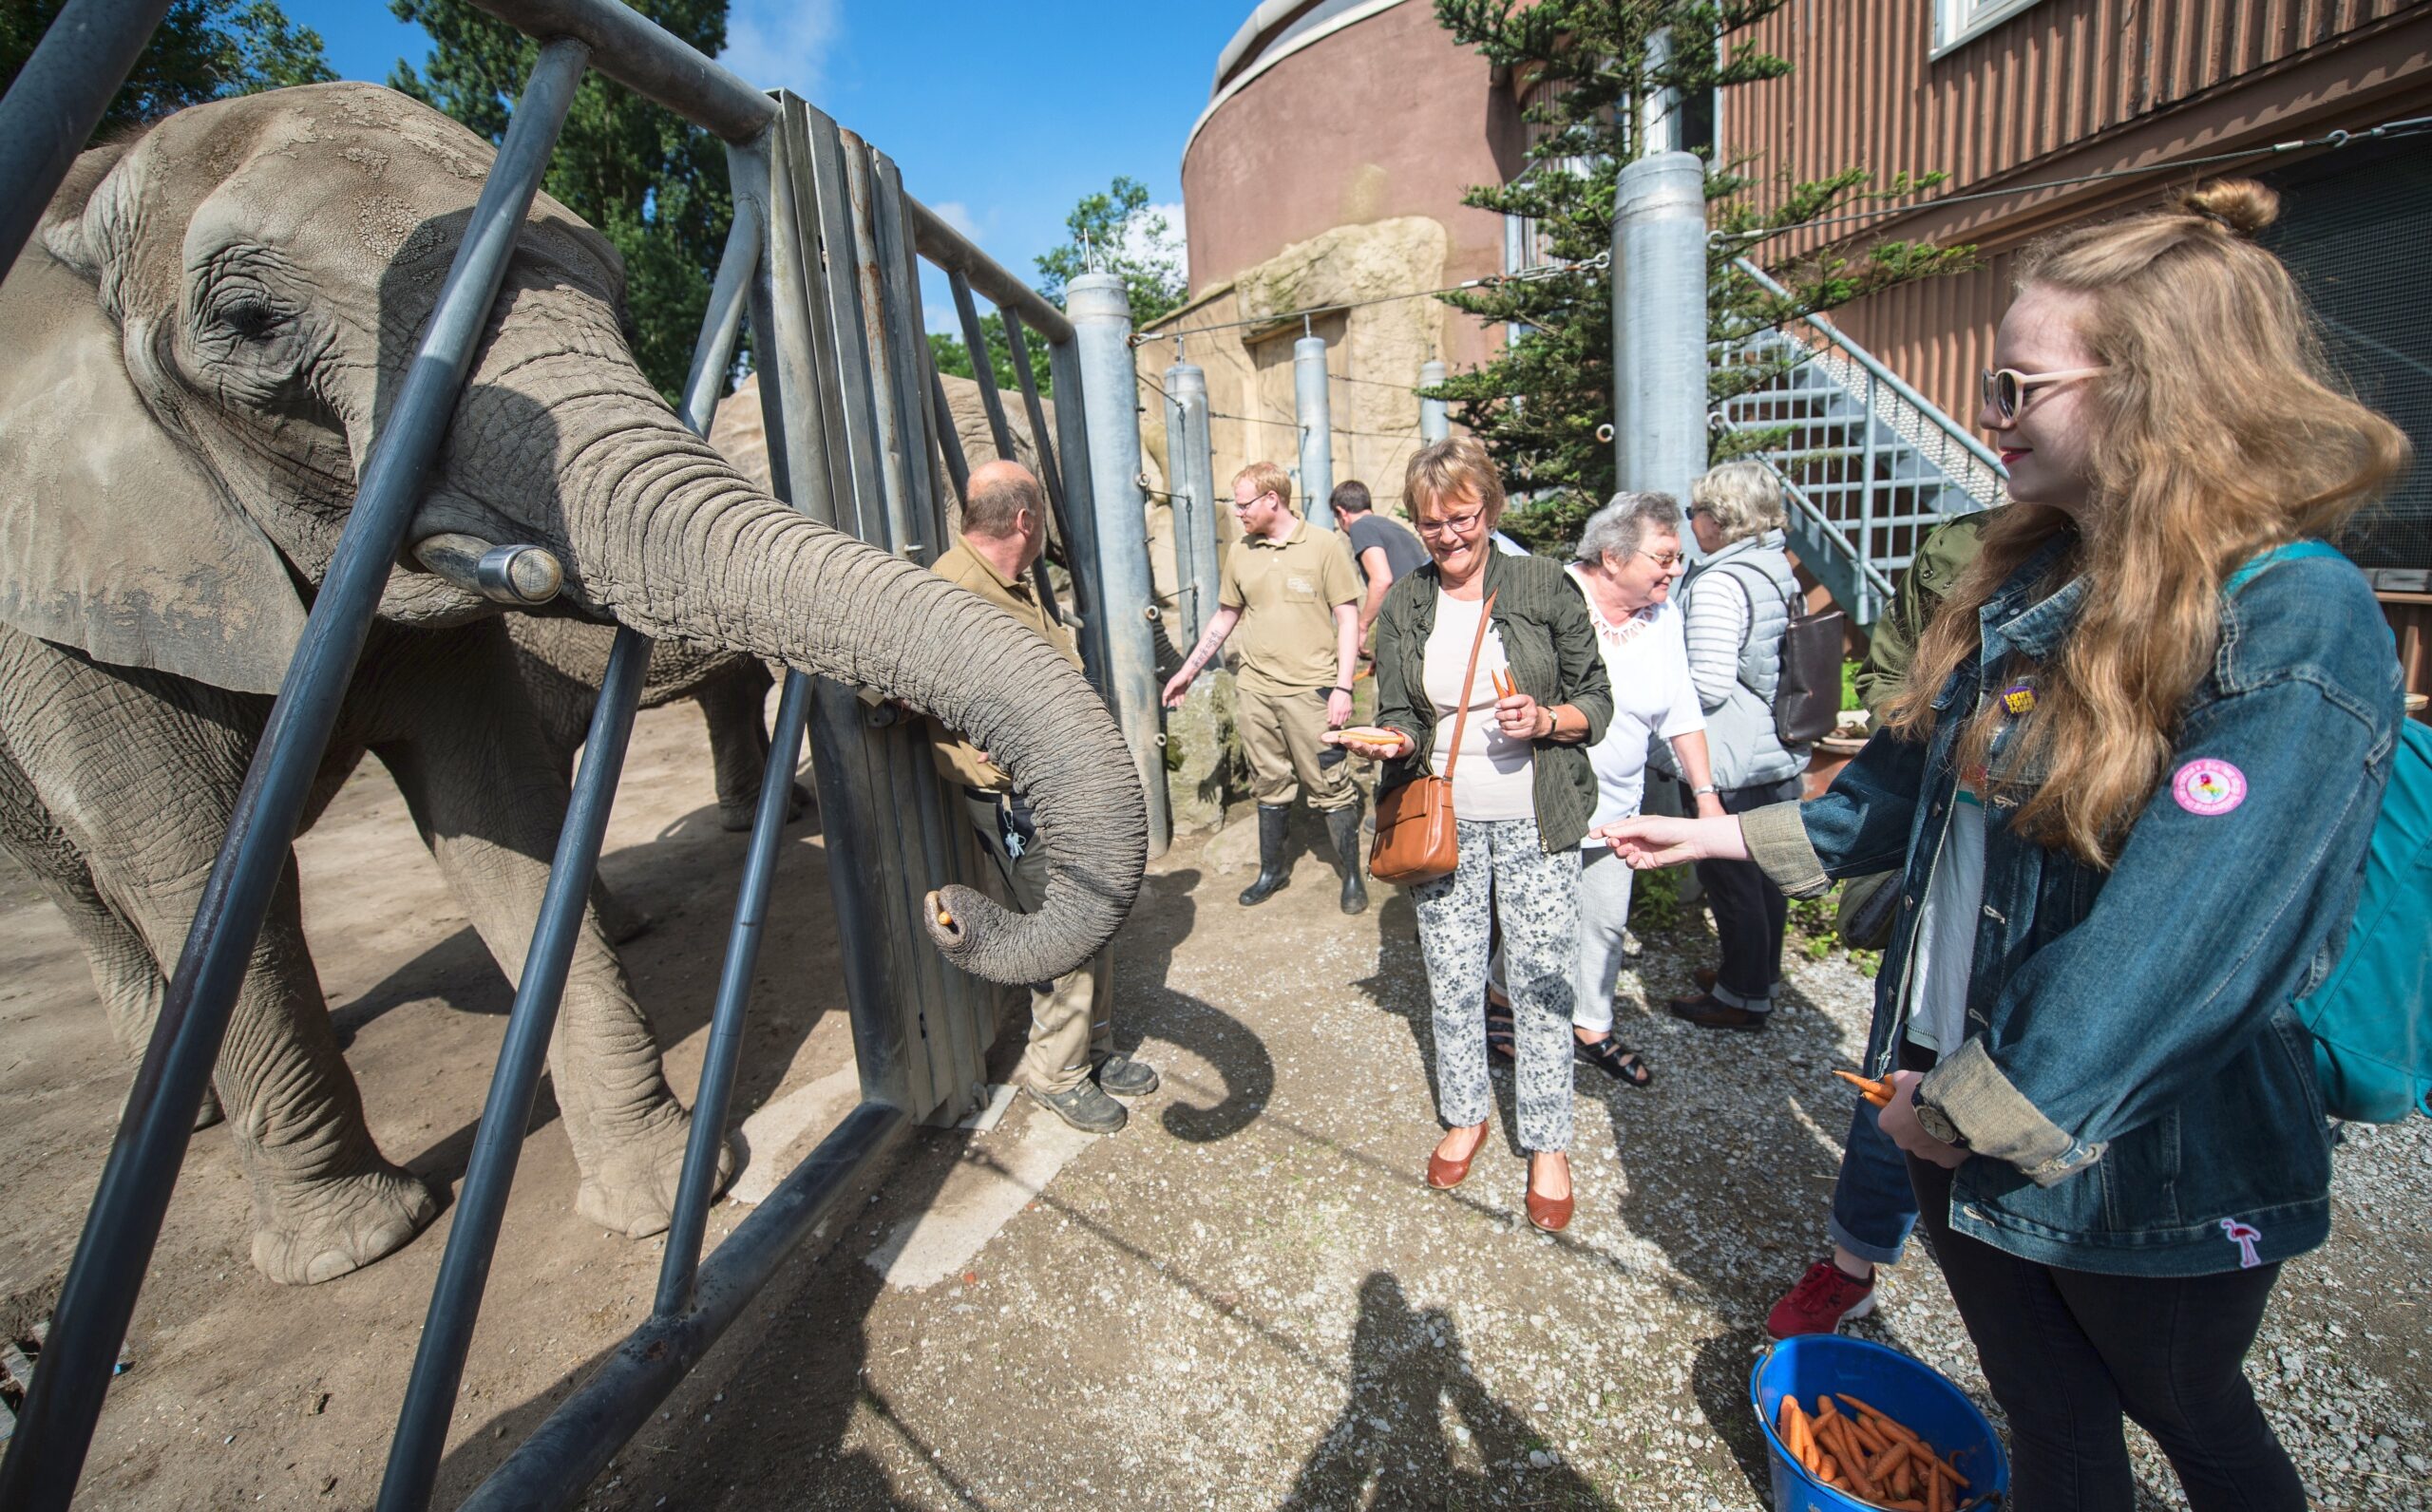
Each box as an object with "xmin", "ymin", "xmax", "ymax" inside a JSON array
[
  {"xmin": 1160, "ymin": 461, "xmax": 1368, "ymax": 916},
  {"xmin": 932, "ymin": 460, "xmax": 1158, "ymax": 1134}
]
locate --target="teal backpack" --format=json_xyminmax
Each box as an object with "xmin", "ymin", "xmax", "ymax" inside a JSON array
[{"xmin": 2227, "ymin": 540, "xmax": 2432, "ymax": 1123}]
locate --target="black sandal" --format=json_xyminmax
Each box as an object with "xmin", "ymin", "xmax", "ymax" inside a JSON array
[
  {"xmin": 1575, "ymin": 1035, "xmax": 1652, "ymax": 1087},
  {"xmin": 1485, "ymin": 992, "xmax": 1516, "ymax": 1062}
]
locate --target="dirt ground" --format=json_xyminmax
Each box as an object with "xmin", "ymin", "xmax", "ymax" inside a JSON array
[{"xmin": 4, "ymin": 703, "xmax": 2428, "ymax": 1510}]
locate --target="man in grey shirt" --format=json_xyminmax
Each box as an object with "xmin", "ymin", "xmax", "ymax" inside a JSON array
[{"xmin": 1332, "ymin": 480, "xmax": 1429, "ymax": 645}]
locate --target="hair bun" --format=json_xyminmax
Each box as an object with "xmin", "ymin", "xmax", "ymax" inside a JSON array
[{"xmin": 2181, "ymin": 180, "xmax": 2279, "ymax": 236}]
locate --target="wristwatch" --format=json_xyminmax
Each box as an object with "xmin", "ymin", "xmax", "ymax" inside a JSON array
[
  {"xmin": 1913, "ymin": 1096, "xmax": 1968, "ymax": 1150},
  {"xmin": 1692, "ymin": 784, "xmax": 1720, "ymax": 796}
]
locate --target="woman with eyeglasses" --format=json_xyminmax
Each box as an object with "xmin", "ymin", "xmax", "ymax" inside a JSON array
[
  {"xmin": 1550, "ymin": 490, "xmax": 1725, "ymax": 1085},
  {"xmin": 1597, "ymin": 181, "xmax": 2407, "ymax": 1511},
  {"xmin": 1330, "ymin": 435, "xmax": 1611, "ymax": 1232},
  {"xmin": 1662, "ymin": 461, "xmax": 1812, "ymax": 1034}
]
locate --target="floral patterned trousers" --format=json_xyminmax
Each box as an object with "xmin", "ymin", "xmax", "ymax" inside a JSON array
[{"xmin": 1412, "ymin": 816, "xmax": 1581, "ymax": 1153}]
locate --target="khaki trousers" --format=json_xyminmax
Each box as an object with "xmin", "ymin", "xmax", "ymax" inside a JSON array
[
  {"xmin": 964, "ymin": 792, "xmax": 1112, "ymax": 1095},
  {"xmin": 1234, "ymin": 679, "xmax": 1359, "ymax": 811}
]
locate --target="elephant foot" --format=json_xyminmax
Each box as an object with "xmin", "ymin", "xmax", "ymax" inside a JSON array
[
  {"xmin": 251, "ymin": 1162, "xmax": 440, "ymax": 1285},
  {"xmin": 195, "ymin": 1083, "xmax": 224, "ymax": 1130},
  {"xmin": 574, "ymin": 1101, "xmax": 739, "ymax": 1238},
  {"xmin": 716, "ymin": 781, "xmax": 812, "ymax": 834}
]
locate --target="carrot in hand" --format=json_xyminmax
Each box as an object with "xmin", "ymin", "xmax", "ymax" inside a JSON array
[{"xmin": 1834, "ymin": 1068, "xmax": 1895, "ymax": 1106}]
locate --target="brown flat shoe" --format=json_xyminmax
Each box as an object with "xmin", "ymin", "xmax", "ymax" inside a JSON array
[
  {"xmin": 1526, "ymin": 1159, "xmax": 1573, "ymax": 1232},
  {"xmin": 1428, "ymin": 1128, "xmax": 1484, "ymax": 1189},
  {"xmin": 1693, "ymin": 966, "xmax": 1718, "ymax": 993}
]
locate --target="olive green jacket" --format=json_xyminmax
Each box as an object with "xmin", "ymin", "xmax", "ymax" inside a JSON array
[
  {"xmin": 1370, "ymin": 551, "xmax": 1613, "ymax": 851},
  {"xmin": 1852, "ymin": 510, "xmax": 1993, "ymax": 721}
]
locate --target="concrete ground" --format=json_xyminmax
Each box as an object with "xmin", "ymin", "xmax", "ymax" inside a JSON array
[{"xmin": 4, "ymin": 706, "xmax": 2427, "ymax": 1510}]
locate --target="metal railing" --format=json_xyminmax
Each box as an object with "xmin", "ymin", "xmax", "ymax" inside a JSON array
[
  {"xmin": 1712, "ymin": 257, "xmax": 2006, "ymax": 625},
  {"xmin": 0, "ymin": 1, "xmax": 1137, "ymax": 1505}
]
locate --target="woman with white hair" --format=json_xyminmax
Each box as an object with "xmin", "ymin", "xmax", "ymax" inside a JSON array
[
  {"xmin": 1559, "ymin": 491, "xmax": 1726, "ymax": 1082},
  {"xmin": 1662, "ymin": 461, "xmax": 1812, "ymax": 1032}
]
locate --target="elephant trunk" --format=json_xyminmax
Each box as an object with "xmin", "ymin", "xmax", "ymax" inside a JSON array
[{"xmin": 539, "ymin": 398, "xmax": 1146, "ymax": 989}]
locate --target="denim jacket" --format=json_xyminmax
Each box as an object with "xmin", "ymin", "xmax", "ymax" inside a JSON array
[{"xmin": 1741, "ymin": 537, "xmax": 2404, "ymax": 1276}]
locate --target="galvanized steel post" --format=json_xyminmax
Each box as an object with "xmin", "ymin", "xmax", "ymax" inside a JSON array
[
  {"xmin": 0, "ymin": 0, "xmax": 174, "ymax": 280},
  {"xmin": 1065, "ymin": 271, "xmax": 1170, "ymax": 859},
  {"xmin": 1418, "ymin": 359, "xmax": 1449, "ymax": 444},
  {"xmin": 1612, "ymin": 151, "xmax": 1708, "ymax": 518},
  {"xmin": 1164, "ymin": 360, "xmax": 1217, "ymax": 642},
  {"xmin": 1295, "ymin": 332, "xmax": 1335, "ymax": 528}
]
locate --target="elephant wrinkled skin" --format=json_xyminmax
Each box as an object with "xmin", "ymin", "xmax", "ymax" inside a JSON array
[{"xmin": 0, "ymin": 85, "xmax": 1146, "ymax": 1284}]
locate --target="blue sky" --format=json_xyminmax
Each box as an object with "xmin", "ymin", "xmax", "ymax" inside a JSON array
[{"xmin": 289, "ymin": 0, "xmax": 1244, "ymax": 330}]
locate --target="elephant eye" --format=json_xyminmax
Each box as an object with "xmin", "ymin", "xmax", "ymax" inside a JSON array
[{"xmin": 216, "ymin": 299, "xmax": 285, "ymax": 342}]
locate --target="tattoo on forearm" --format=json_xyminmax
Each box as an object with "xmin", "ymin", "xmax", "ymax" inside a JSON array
[{"xmin": 1180, "ymin": 628, "xmax": 1224, "ymax": 679}]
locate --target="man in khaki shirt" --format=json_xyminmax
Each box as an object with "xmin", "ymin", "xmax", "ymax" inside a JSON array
[
  {"xmin": 1160, "ymin": 461, "xmax": 1367, "ymax": 915},
  {"xmin": 932, "ymin": 460, "xmax": 1155, "ymax": 1134}
]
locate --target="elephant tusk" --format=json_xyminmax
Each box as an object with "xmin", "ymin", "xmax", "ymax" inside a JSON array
[{"xmin": 412, "ymin": 533, "xmax": 564, "ymax": 606}]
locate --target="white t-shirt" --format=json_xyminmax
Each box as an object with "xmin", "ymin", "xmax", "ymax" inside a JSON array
[
  {"xmin": 1424, "ymin": 591, "xmax": 1535, "ymax": 822},
  {"xmin": 1567, "ymin": 566, "xmax": 1704, "ymax": 843},
  {"xmin": 1905, "ymin": 788, "xmax": 1986, "ymax": 1054}
]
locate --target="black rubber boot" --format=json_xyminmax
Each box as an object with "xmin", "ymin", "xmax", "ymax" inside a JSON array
[
  {"xmin": 1326, "ymin": 803, "xmax": 1369, "ymax": 915},
  {"xmin": 1239, "ymin": 803, "xmax": 1292, "ymax": 906}
]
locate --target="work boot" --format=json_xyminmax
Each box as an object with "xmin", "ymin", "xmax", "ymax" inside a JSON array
[
  {"xmin": 1095, "ymin": 1053, "xmax": 1159, "ymax": 1097},
  {"xmin": 1026, "ymin": 1080, "xmax": 1128, "ymax": 1134},
  {"xmin": 1325, "ymin": 803, "xmax": 1369, "ymax": 916},
  {"xmin": 1239, "ymin": 803, "xmax": 1292, "ymax": 906}
]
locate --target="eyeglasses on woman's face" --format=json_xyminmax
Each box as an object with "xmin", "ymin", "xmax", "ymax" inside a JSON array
[
  {"xmin": 1416, "ymin": 508, "xmax": 1487, "ymax": 539},
  {"xmin": 1637, "ymin": 548, "xmax": 1686, "ymax": 571},
  {"xmin": 1981, "ymin": 366, "xmax": 2110, "ymax": 422}
]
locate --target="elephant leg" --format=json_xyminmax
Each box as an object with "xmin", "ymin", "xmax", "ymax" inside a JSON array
[
  {"xmin": 0, "ymin": 630, "xmax": 436, "ymax": 1282},
  {"xmin": 0, "ymin": 739, "xmax": 220, "ymax": 1127},
  {"xmin": 375, "ymin": 645, "xmax": 733, "ymax": 1238},
  {"xmin": 694, "ymin": 658, "xmax": 807, "ymax": 832}
]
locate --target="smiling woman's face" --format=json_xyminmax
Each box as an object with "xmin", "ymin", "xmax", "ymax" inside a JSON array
[
  {"xmin": 1985, "ymin": 283, "xmax": 2104, "ymax": 517},
  {"xmin": 1414, "ymin": 484, "xmax": 1492, "ymax": 581}
]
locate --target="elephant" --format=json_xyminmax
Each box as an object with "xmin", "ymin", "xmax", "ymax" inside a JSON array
[{"xmin": 0, "ymin": 84, "xmax": 1146, "ymax": 1284}]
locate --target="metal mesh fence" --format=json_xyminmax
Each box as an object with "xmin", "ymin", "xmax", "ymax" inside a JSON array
[{"xmin": 2262, "ymin": 134, "xmax": 2432, "ymax": 573}]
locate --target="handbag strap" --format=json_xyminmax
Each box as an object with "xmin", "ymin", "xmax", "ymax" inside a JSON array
[{"xmin": 1441, "ymin": 591, "xmax": 1497, "ymax": 781}]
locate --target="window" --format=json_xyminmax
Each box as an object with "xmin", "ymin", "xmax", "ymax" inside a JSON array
[{"xmin": 1932, "ymin": 0, "xmax": 2048, "ymax": 57}]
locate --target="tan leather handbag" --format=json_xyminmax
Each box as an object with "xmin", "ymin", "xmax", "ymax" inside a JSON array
[{"xmin": 1369, "ymin": 592, "xmax": 1496, "ymax": 885}]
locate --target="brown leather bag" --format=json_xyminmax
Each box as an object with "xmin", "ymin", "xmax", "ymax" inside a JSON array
[{"xmin": 1369, "ymin": 592, "xmax": 1496, "ymax": 885}]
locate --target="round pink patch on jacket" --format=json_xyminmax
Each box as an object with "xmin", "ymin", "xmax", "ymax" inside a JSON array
[{"xmin": 2172, "ymin": 758, "xmax": 2248, "ymax": 816}]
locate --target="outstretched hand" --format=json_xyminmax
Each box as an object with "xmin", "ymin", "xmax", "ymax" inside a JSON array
[{"xmin": 1590, "ymin": 813, "xmax": 1748, "ymax": 869}]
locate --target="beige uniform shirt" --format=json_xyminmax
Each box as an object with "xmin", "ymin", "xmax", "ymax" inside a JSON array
[
  {"xmin": 928, "ymin": 539, "xmax": 1081, "ymax": 793},
  {"xmin": 1218, "ymin": 519, "xmax": 1360, "ymax": 696}
]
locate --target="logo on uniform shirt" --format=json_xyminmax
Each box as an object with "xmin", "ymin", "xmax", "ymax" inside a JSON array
[
  {"xmin": 2171, "ymin": 757, "xmax": 2248, "ymax": 817},
  {"xmin": 1285, "ymin": 574, "xmax": 1316, "ymax": 596}
]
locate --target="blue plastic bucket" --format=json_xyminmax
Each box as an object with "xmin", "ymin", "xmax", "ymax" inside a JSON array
[{"xmin": 1749, "ymin": 1333, "xmax": 2009, "ymax": 1512}]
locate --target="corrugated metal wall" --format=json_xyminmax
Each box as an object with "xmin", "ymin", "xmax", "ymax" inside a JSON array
[{"xmin": 1724, "ymin": 0, "xmax": 2423, "ymax": 438}]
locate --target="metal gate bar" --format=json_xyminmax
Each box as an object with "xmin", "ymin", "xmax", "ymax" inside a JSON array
[
  {"xmin": 373, "ymin": 158, "xmax": 770, "ymax": 1512},
  {"xmin": 0, "ymin": 0, "xmax": 173, "ymax": 275}
]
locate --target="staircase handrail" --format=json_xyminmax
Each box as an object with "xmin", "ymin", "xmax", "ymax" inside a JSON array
[{"xmin": 1727, "ymin": 257, "xmax": 2006, "ymax": 479}]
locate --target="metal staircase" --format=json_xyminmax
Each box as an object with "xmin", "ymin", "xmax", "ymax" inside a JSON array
[{"xmin": 1710, "ymin": 259, "xmax": 2007, "ymax": 626}]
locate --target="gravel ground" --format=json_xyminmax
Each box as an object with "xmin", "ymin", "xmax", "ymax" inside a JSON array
[{"xmin": 580, "ymin": 817, "xmax": 2432, "ymax": 1512}]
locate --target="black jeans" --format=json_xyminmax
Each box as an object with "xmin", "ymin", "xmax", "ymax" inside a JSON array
[
  {"xmin": 1903, "ymin": 1049, "xmax": 2305, "ymax": 1511},
  {"xmin": 1685, "ymin": 774, "xmax": 1800, "ymax": 1003}
]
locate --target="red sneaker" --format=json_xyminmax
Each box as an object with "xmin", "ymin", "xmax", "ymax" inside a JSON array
[{"xmin": 1766, "ymin": 1258, "xmax": 1876, "ymax": 1339}]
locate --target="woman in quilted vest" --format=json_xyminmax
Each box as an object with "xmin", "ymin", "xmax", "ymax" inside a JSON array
[{"xmin": 1662, "ymin": 461, "xmax": 1811, "ymax": 1033}]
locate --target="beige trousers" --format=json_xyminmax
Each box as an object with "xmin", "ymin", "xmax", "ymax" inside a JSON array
[
  {"xmin": 964, "ymin": 792, "xmax": 1112, "ymax": 1095},
  {"xmin": 1234, "ymin": 680, "xmax": 1359, "ymax": 811}
]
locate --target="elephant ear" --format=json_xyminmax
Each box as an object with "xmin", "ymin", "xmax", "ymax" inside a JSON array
[{"xmin": 0, "ymin": 245, "xmax": 309, "ymax": 695}]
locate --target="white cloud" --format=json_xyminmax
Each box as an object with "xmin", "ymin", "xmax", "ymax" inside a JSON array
[
  {"xmin": 1122, "ymin": 200, "xmax": 1188, "ymax": 279},
  {"xmin": 930, "ymin": 200, "xmax": 982, "ymax": 239},
  {"xmin": 719, "ymin": 0, "xmax": 840, "ymax": 98}
]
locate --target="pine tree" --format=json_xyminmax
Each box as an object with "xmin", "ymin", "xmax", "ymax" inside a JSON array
[
  {"xmin": 1430, "ymin": 0, "xmax": 1972, "ymax": 552},
  {"xmin": 2, "ymin": 0, "xmax": 332, "ymax": 137},
  {"xmin": 389, "ymin": 0, "xmax": 733, "ymax": 404}
]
